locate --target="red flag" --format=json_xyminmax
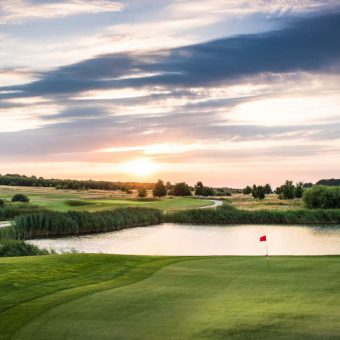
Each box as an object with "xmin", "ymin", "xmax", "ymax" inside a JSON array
[{"xmin": 260, "ymin": 235, "xmax": 266, "ymax": 242}]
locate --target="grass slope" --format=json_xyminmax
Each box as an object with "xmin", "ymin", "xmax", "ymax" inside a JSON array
[{"xmin": 1, "ymin": 255, "xmax": 340, "ymax": 339}]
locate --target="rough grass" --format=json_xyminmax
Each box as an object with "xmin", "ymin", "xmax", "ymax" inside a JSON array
[
  {"xmin": 1, "ymin": 255, "xmax": 340, "ymax": 339},
  {"xmin": 228, "ymin": 194, "xmax": 304, "ymax": 210}
]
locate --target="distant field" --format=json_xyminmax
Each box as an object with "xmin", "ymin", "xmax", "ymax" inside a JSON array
[
  {"xmin": 0, "ymin": 186, "xmax": 305, "ymax": 213},
  {"xmin": 228, "ymin": 193, "xmax": 304, "ymax": 210},
  {"xmin": 0, "ymin": 186, "xmax": 213, "ymax": 212},
  {"xmin": 1, "ymin": 254, "xmax": 340, "ymax": 339}
]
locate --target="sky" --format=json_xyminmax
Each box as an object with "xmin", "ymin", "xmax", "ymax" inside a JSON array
[{"xmin": 1, "ymin": 0, "xmax": 340, "ymax": 187}]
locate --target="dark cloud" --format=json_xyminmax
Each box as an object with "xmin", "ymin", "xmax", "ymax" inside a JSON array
[{"xmin": 2, "ymin": 11, "xmax": 340, "ymax": 96}]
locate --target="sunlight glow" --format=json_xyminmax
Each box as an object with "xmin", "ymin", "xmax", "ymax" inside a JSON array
[{"xmin": 120, "ymin": 158, "xmax": 162, "ymax": 177}]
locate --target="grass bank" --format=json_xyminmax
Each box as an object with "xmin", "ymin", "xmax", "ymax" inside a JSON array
[
  {"xmin": 167, "ymin": 204, "xmax": 340, "ymax": 225},
  {"xmin": 1, "ymin": 255, "xmax": 340, "ymax": 339}
]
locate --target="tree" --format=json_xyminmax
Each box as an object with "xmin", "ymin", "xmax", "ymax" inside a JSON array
[
  {"xmin": 195, "ymin": 181, "xmax": 214, "ymax": 196},
  {"xmin": 303, "ymin": 182, "xmax": 313, "ymax": 188},
  {"xmin": 316, "ymin": 178, "xmax": 340, "ymax": 186},
  {"xmin": 264, "ymin": 184, "xmax": 272, "ymax": 194},
  {"xmin": 242, "ymin": 186, "xmax": 252, "ymax": 195},
  {"xmin": 152, "ymin": 180, "xmax": 166, "ymax": 197},
  {"xmin": 303, "ymin": 185, "xmax": 340, "ymax": 209},
  {"xmin": 137, "ymin": 188, "xmax": 147, "ymax": 198},
  {"xmin": 194, "ymin": 181, "xmax": 204, "ymax": 195},
  {"xmin": 280, "ymin": 180, "xmax": 295, "ymax": 199},
  {"xmin": 252, "ymin": 185, "xmax": 266, "ymax": 200},
  {"xmin": 294, "ymin": 182, "xmax": 304, "ymax": 198},
  {"xmin": 11, "ymin": 194, "xmax": 30, "ymax": 203},
  {"xmin": 174, "ymin": 182, "xmax": 192, "ymax": 196},
  {"xmin": 165, "ymin": 181, "xmax": 173, "ymax": 190}
]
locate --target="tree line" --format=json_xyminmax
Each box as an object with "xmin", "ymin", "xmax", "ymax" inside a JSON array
[
  {"xmin": 243, "ymin": 181, "xmax": 304, "ymax": 200},
  {"xmin": 152, "ymin": 180, "xmax": 222, "ymax": 197},
  {"xmin": 0, "ymin": 174, "xmax": 155, "ymax": 191}
]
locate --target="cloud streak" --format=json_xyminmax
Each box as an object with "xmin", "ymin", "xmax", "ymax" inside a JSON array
[{"xmin": 0, "ymin": 0, "xmax": 123, "ymax": 24}]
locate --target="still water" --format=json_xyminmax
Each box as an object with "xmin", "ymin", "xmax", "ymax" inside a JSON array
[{"xmin": 28, "ymin": 223, "xmax": 340, "ymax": 256}]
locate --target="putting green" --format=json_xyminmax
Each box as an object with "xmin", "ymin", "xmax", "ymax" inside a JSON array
[{"xmin": 2, "ymin": 256, "xmax": 340, "ymax": 339}]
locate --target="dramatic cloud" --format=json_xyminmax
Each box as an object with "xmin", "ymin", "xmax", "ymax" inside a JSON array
[
  {"xmin": 3, "ymin": 11, "xmax": 339, "ymax": 98},
  {"xmin": 1, "ymin": 2, "xmax": 340, "ymax": 186}
]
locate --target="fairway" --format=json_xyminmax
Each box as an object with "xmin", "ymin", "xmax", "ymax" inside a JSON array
[
  {"xmin": 0, "ymin": 186, "xmax": 213, "ymax": 212},
  {"xmin": 1, "ymin": 255, "xmax": 340, "ymax": 339}
]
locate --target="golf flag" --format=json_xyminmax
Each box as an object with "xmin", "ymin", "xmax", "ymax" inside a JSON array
[{"xmin": 259, "ymin": 234, "xmax": 270, "ymax": 271}]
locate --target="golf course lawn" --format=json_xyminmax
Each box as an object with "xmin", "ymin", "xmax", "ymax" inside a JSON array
[
  {"xmin": 1, "ymin": 255, "xmax": 340, "ymax": 339},
  {"xmin": 0, "ymin": 186, "xmax": 213, "ymax": 212}
]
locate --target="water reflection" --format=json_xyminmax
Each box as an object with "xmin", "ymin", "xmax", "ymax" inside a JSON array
[{"xmin": 29, "ymin": 223, "xmax": 340, "ymax": 256}]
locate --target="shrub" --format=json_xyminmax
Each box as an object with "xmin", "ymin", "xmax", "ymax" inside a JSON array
[
  {"xmin": 0, "ymin": 199, "xmax": 5, "ymax": 206},
  {"xmin": 277, "ymin": 181, "xmax": 304, "ymax": 199},
  {"xmin": 64, "ymin": 200, "xmax": 95, "ymax": 207},
  {"xmin": 0, "ymin": 240, "xmax": 49, "ymax": 257},
  {"xmin": 294, "ymin": 182, "xmax": 304, "ymax": 199},
  {"xmin": 137, "ymin": 188, "xmax": 147, "ymax": 198},
  {"xmin": 11, "ymin": 194, "xmax": 30, "ymax": 203},
  {"xmin": 242, "ymin": 186, "xmax": 252, "ymax": 195},
  {"xmin": 153, "ymin": 180, "xmax": 166, "ymax": 197},
  {"xmin": 173, "ymin": 182, "xmax": 192, "ymax": 196},
  {"xmin": 194, "ymin": 182, "xmax": 214, "ymax": 196},
  {"xmin": 252, "ymin": 185, "xmax": 266, "ymax": 200},
  {"xmin": 303, "ymin": 186, "xmax": 340, "ymax": 209}
]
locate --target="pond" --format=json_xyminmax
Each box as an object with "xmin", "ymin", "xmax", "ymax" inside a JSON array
[{"xmin": 28, "ymin": 223, "xmax": 340, "ymax": 256}]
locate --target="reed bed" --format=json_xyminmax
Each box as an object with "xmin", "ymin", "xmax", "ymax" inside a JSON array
[
  {"xmin": 166, "ymin": 204, "xmax": 340, "ymax": 225},
  {"xmin": 0, "ymin": 205, "xmax": 47, "ymax": 220},
  {"xmin": 0, "ymin": 226, "xmax": 17, "ymax": 240},
  {"xmin": 13, "ymin": 207, "xmax": 164, "ymax": 239}
]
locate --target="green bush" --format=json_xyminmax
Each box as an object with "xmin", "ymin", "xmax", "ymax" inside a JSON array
[
  {"xmin": 0, "ymin": 199, "xmax": 5, "ymax": 206},
  {"xmin": 64, "ymin": 200, "xmax": 95, "ymax": 207},
  {"xmin": 137, "ymin": 188, "xmax": 147, "ymax": 198},
  {"xmin": 11, "ymin": 194, "xmax": 30, "ymax": 203},
  {"xmin": 0, "ymin": 240, "xmax": 49, "ymax": 257},
  {"xmin": 303, "ymin": 186, "xmax": 340, "ymax": 209}
]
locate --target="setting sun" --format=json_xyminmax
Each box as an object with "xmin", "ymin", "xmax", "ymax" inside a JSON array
[{"xmin": 121, "ymin": 158, "xmax": 161, "ymax": 177}]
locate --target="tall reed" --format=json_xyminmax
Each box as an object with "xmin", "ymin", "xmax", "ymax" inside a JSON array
[
  {"xmin": 0, "ymin": 226, "xmax": 17, "ymax": 240},
  {"xmin": 0, "ymin": 205, "xmax": 47, "ymax": 220},
  {"xmin": 167, "ymin": 205, "xmax": 340, "ymax": 225},
  {"xmin": 13, "ymin": 207, "xmax": 164, "ymax": 239}
]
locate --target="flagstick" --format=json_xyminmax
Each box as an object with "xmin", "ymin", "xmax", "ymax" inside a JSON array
[{"xmin": 266, "ymin": 241, "xmax": 270, "ymax": 272}]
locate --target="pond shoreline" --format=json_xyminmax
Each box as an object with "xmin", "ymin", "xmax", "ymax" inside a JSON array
[{"xmin": 28, "ymin": 223, "xmax": 340, "ymax": 256}]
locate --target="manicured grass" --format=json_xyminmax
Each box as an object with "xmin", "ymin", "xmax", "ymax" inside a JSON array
[
  {"xmin": 1, "ymin": 255, "xmax": 340, "ymax": 339},
  {"xmin": 0, "ymin": 186, "xmax": 213, "ymax": 212}
]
